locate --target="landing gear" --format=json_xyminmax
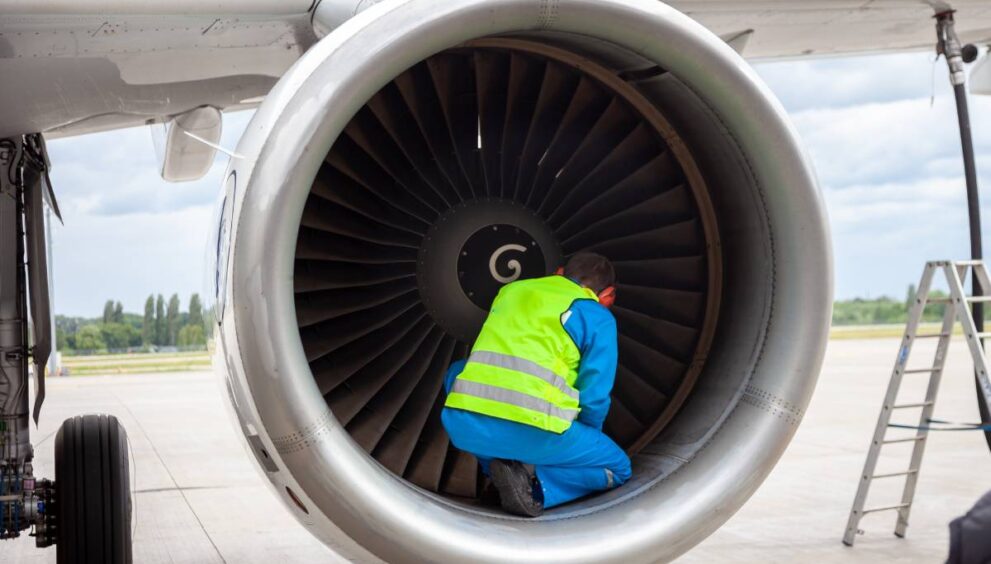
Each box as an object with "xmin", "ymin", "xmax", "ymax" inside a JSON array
[
  {"xmin": 0, "ymin": 135, "xmax": 133, "ymax": 561},
  {"xmin": 54, "ymin": 415, "xmax": 132, "ymax": 564}
]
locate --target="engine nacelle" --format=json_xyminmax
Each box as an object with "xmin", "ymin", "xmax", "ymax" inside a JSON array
[{"xmin": 212, "ymin": 0, "xmax": 831, "ymax": 561}]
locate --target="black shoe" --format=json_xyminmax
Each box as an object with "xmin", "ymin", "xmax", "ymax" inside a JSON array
[
  {"xmin": 490, "ymin": 459, "xmax": 544, "ymax": 517},
  {"xmin": 479, "ymin": 477, "xmax": 502, "ymax": 507}
]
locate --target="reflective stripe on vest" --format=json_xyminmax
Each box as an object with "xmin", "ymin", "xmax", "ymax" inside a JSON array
[
  {"xmin": 449, "ymin": 379, "xmax": 579, "ymax": 425},
  {"xmin": 443, "ymin": 275, "xmax": 597, "ymax": 433},
  {"xmin": 467, "ymin": 351, "xmax": 580, "ymax": 402}
]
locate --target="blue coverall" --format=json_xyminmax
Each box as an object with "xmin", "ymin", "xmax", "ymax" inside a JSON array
[{"xmin": 441, "ymin": 296, "xmax": 632, "ymax": 509}]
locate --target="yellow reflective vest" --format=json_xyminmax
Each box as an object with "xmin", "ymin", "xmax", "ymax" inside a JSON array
[{"xmin": 444, "ymin": 275, "xmax": 599, "ymax": 433}]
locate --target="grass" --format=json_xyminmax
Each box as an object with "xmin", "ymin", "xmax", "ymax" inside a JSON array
[
  {"xmin": 63, "ymin": 350, "xmax": 208, "ymax": 361},
  {"xmin": 829, "ymin": 323, "xmax": 965, "ymax": 340},
  {"xmin": 60, "ymin": 351, "xmax": 212, "ymax": 376}
]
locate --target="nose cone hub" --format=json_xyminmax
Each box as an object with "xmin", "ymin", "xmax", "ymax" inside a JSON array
[
  {"xmin": 458, "ymin": 225, "xmax": 546, "ymax": 308},
  {"xmin": 418, "ymin": 199, "xmax": 560, "ymax": 341}
]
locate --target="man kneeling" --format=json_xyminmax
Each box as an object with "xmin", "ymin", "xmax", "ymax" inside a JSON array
[{"xmin": 441, "ymin": 252, "xmax": 631, "ymax": 517}]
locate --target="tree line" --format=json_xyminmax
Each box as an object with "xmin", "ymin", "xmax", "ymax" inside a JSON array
[
  {"xmin": 832, "ymin": 285, "xmax": 950, "ymax": 326},
  {"xmin": 57, "ymin": 293, "xmax": 210, "ymax": 354}
]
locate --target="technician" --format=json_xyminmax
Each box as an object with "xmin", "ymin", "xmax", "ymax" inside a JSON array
[{"xmin": 441, "ymin": 252, "xmax": 631, "ymax": 517}]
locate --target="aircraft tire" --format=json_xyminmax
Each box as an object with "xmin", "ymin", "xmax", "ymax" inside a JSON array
[{"xmin": 54, "ymin": 414, "xmax": 132, "ymax": 564}]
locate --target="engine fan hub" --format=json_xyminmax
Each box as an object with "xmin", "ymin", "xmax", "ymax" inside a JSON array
[{"xmin": 418, "ymin": 199, "xmax": 561, "ymax": 342}]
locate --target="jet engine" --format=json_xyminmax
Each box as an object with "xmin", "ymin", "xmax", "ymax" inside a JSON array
[{"xmin": 212, "ymin": 0, "xmax": 832, "ymax": 561}]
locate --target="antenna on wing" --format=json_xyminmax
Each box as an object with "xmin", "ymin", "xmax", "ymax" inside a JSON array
[{"xmin": 180, "ymin": 127, "xmax": 245, "ymax": 160}]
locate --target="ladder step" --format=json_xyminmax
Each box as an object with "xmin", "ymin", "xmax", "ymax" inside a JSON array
[
  {"xmin": 882, "ymin": 436, "xmax": 926, "ymax": 445},
  {"xmin": 872, "ymin": 469, "xmax": 918, "ymax": 479},
  {"xmin": 861, "ymin": 503, "xmax": 911, "ymax": 515},
  {"xmin": 975, "ymin": 332, "xmax": 991, "ymax": 339},
  {"xmin": 913, "ymin": 333, "xmax": 950, "ymax": 339},
  {"xmin": 927, "ymin": 298, "xmax": 952, "ymax": 304},
  {"xmin": 955, "ymin": 260, "xmax": 984, "ymax": 266},
  {"xmin": 891, "ymin": 402, "xmax": 934, "ymax": 409},
  {"xmin": 902, "ymin": 368, "xmax": 938, "ymax": 374},
  {"xmin": 967, "ymin": 296, "xmax": 991, "ymax": 302}
]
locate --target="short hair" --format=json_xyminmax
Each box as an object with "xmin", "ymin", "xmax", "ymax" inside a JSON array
[{"xmin": 562, "ymin": 253, "xmax": 615, "ymax": 294}]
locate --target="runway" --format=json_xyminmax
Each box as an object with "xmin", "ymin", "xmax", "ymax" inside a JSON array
[{"xmin": 4, "ymin": 337, "xmax": 990, "ymax": 563}]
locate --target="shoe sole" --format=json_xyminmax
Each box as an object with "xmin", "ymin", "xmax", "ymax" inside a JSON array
[{"xmin": 490, "ymin": 460, "xmax": 543, "ymax": 517}]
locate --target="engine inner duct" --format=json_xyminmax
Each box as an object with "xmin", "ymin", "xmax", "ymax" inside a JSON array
[{"xmin": 293, "ymin": 40, "xmax": 721, "ymax": 499}]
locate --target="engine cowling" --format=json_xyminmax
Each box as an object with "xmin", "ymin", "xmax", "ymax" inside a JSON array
[{"xmin": 212, "ymin": 0, "xmax": 832, "ymax": 561}]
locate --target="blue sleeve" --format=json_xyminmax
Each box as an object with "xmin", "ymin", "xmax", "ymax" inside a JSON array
[
  {"xmin": 444, "ymin": 359, "xmax": 467, "ymax": 396},
  {"xmin": 562, "ymin": 300, "xmax": 618, "ymax": 431}
]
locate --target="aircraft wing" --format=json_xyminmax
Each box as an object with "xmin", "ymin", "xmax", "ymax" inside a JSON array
[
  {"xmin": 0, "ymin": 1, "xmax": 319, "ymax": 139},
  {"xmin": 669, "ymin": 0, "xmax": 991, "ymax": 59},
  {"xmin": 1, "ymin": 0, "xmax": 990, "ymax": 139}
]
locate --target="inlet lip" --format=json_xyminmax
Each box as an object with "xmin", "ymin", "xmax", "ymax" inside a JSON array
[{"xmin": 225, "ymin": 0, "xmax": 831, "ymax": 562}]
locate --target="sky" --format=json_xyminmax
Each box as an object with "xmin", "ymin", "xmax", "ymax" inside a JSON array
[{"xmin": 45, "ymin": 49, "xmax": 991, "ymax": 317}]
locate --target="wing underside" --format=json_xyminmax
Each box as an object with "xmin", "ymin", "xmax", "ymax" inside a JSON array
[
  {"xmin": 0, "ymin": 2, "xmax": 318, "ymax": 138},
  {"xmin": 1, "ymin": 0, "xmax": 990, "ymax": 139},
  {"xmin": 671, "ymin": 0, "xmax": 991, "ymax": 59}
]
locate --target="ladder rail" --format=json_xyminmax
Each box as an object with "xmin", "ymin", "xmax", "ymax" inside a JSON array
[
  {"xmin": 893, "ymin": 284, "xmax": 956, "ymax": 537},
  {"xmin": 965, "ymin": 263, "xmax": 991, "ymax": 408},
  {"xmin": 954, "ymin": 263, "xmax": 991, "ymax": 418},
  {"xmin": 970, "ymin": 262, "xmax": 991, "ymax": 307},
  {"xmin": 842, "ymin": 262, "xmax": 937, "ymax": 546}
]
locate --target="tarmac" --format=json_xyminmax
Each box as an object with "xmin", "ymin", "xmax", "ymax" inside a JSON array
[{"xmin": 4, "ymin": 337, "xmax": 990, "ymax": 563}]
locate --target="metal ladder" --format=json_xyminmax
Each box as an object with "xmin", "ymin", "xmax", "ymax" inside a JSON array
[{"xmin": 843, "ymin": 260, "xmax": 991, "ymax": 546}]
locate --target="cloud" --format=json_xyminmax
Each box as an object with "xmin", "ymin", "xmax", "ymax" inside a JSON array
[
  {"xmin": 788, "ymin": 96, "xmax": 991, "ymax": 189},
  {"xmin": 756, "ymin": 52, "xmax": 991, "ymax": 300},
  {"xmin": 47, "ymin": 110, "xmax": 252, "ymax": 217},
  {"xmin": 46, "ymin": 111, "xmax": 252, "ymax": 316},
  {"xmin": 754, "ymin": 51, "xmax": 942, "ymax": 112},
  {"xmin": 826, "ymin": 177, "xmax": 968, "ymax": 225},
  {"xmin": 820, "ymin": 175, "xmax": 984, "ymax": 299},
  {"xmin": 51, "ymin": 206, "xmax": 216, "ymax": 317}
]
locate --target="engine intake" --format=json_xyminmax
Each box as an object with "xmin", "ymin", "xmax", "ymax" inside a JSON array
[
  {"xmin": 295, "ymin": 38, "xmax": 722, "ymax": 497},
  {"xmin": 215, "ymin": 0, "xmax": 831, "ymax": 561}
]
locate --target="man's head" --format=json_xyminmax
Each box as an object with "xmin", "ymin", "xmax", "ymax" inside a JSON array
[{"xmin": 561, "ymin": 252, "xmax": 616, "ymax": 295}]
